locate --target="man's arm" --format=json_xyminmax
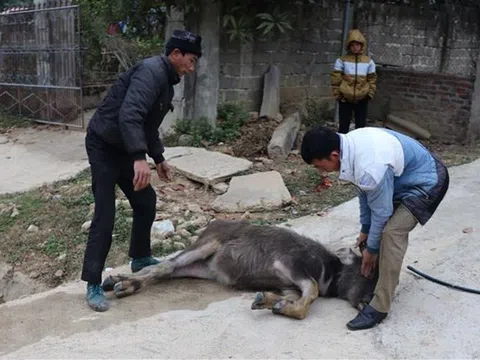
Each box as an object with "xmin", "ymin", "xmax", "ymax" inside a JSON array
[
  {"xmin": 118, "ymin": 62, "xmax": 163, "ymax": 161},
  {"xmin": 331, "ymin": 58, "xmax": 344, "ymax": 99},
  {"xmin": 366, "ymin": 58, "xmax": 377, "ymax": 99},
  {"xmin": 148, "ymin": 104, "xmax": 175, "ymax": 164},
  {"xmin": 148, "ymin": 129, "xmax": 165, "ymax": 164},
  {"xmin": 357, "ymin": 188, "xmax": 372, "ymax": 234},
  {"xmin": 360, "ymin": 166, "xmax": 395, "ymax": 253}
]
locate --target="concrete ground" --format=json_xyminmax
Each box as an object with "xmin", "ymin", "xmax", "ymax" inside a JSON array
[
  {"xmin": 0, "ymin": 127, "xmax": 88, "ymax": 195},
  {"xmin": 1, "ymin": 159, "xmax": 479, "ymax": 359}
]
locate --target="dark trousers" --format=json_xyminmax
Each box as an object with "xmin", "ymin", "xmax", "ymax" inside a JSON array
[
  {"xmin": 338, "ymin": 98, "xmax": 369, "ymax": 134},
  {"xmin": 81, "ymin": 131, "xmax": 157, "ymax": 284}
]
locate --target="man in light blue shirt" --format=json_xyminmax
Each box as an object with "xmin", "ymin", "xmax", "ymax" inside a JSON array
[{"xmin": 301, "ymin": 126, "xmax": 449, "ymax": 330}]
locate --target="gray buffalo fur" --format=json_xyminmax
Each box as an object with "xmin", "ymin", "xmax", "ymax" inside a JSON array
[{"xmin": 102, "ymin": 219, "xmax": 378, "ymax": 320}]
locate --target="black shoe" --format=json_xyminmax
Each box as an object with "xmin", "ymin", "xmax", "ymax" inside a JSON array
[{"xmin": 346, "ymin": 304, "xmax": 387, "ymax": 331}]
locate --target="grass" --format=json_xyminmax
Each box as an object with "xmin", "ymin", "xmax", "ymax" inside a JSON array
[
  {"xmin": 166, "ymin": 101, "xmax": 251, "ymax": 147},
  {"xmin": 0, "ymin": 168, "xmax": 176, "ymax": 287},
  {"xmin": 282, "ymin": 163, "xmax": 357, "ymax": 217},
  {"xmin": 0, "ymin": 111, "xmax": 32, "ymax": 130},
  {"xmin": 301, "ymin": 98, "xmax": 334, "ymax": 130}
]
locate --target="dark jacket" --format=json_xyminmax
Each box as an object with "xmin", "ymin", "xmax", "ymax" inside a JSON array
[{"xmin": 87, "ymin": 55, "xmax": 180, "ymax": 164}]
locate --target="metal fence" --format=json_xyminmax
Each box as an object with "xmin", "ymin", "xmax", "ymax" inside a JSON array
[{"xmin": 0, "ymin": 0, "xmax": 83, "ymax": 127}]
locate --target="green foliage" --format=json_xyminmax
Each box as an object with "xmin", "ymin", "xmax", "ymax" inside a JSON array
[
  {"xmin": 222, "ymin": 8, "xmax": 254, "ymax": 43},
  {"xmin": 135, "ymin": 35, "xmax": 164, "ymax": 59},
  {"xmin": 301, "ymin": 98, "xmax": 333, "ymax": 130},
  {"xmin": 173, "ymin": 101, "xmax": 250, "ymax": 146},
  {"xmin": 77, "ymin": 0, "xmax": 166, "ymax": 82},
  {"xmin": 256, "ymin": 9, "xmax": 293, "ymax": 36},
  {"xmin": 0, "ymin": 0, "xmax": 33, "ymax": 7},
  {"xmin": 219, "ymin": 0, "xmax": 316, "ymax": 43},
  {"xmin": 173, "ymin": 117, "xmax": 213, "ymax": 147},
  {"xmin": 0, "ymin": 111, "xmax": 31, "ymax": 129},
  {"xmin": 43, "ymin": 234, "xmax": 64, "ymax": 257},
  {"xmin": 217, "ymin": 101, "xmax": 250, "ymax": 131}
]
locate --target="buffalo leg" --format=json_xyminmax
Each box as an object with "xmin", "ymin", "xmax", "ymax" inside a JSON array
[
  {"xmin": 272, "ymin": 278, "xmax": 319, "ymax": 320},
  {"xmin": 251, "ymin": 290, "xmax": 301, "ymax": 310},
  {"xmin": 106, "ymin": 241, "xmax": 221, "ymax": 298}
]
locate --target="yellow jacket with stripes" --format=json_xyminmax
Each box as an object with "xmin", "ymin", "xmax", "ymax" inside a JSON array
[{"xmin": 331, "ymin": 29, "xmax": 377, "ymax": 103}]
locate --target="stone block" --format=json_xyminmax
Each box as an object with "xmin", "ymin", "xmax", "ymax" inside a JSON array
[
  {"xmin": 267, "ymin": 112, "xmax": 302, "ymax": 160},
  {"xmin": 162, "ymin": 147, "xmax": 207, "ymax": 161},
  {"xmin": 259, "ymin": 65, "xmax": 281, "ymax": 118},
  {"xmin": 168, "ymin": 150, "xmax": 252, "ymax": 185},
  {"xmin": 211, "ymin": 171, "xmax": 292, "ymax": 213}
]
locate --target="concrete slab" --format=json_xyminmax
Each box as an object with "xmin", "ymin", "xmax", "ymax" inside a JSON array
[
  {"xmin": 146, "ymin": 147, "xmax": 206, "ymax": 165},
  {"xmin": 0, "ymin": 262, "xmax": 48, "ymax": 303},
  {"xmin": 168, "ymin": 150, "xmax": 252, "ymax": 185},
  {"xmin": 0, "ymin": 127, "xmax": 88, "ymax": 195},
  {"xmin": 212, "ymin": 171, "xmax": 292, "ymax": 212},
  {"xmin": 1, "ymin": 159, "xmax": 480, "ymax": 359},
  {"xmin": 267, "ymin": 112, "xmax": 301, "ymax": 160},
  {"xmin": 162, "ymin": 146, "xmax": 207, "ymax": 161}
]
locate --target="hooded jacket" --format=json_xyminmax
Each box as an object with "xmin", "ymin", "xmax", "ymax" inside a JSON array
[{"xmin": 331, "ymin": 29, "xmax": 377, "ymax": 103}]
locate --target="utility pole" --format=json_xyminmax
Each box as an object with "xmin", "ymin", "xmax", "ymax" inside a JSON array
[{"xmin": 334, "ymin": 0, "xmax": 352, "ymax": 125}]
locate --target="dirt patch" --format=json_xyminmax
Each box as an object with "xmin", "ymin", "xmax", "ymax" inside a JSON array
[
  {"xmin": 1, "ymin": 114, "xmax": 480, "ymax": 291},
  {"xmin": 421, "ymin": 140, "xmax": 480, "ymax": 167},
  {"xmin": 229, "ymin": 116, "xmax": 278, "ymax": 158}
]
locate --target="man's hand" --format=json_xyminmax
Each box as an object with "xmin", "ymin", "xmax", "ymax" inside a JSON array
[
  {"xmin": 361, "ymin": 249, "xmax": 378, "ymax": 278},
  {"xmin": 156, "ymin": 161, "xmax": 173, "ymax": 182},
  {"xmin": 356, "ymin": 232, "xmax": 368, "ymax": 248},
  {"xmin": 133, "ymin": 160, "xmax": 151, "ymax": 191}
]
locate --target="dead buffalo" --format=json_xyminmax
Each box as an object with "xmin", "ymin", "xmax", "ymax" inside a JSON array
[{"xmin": 102, "ymin": 219, "xmax": 378, "ymax": 320}]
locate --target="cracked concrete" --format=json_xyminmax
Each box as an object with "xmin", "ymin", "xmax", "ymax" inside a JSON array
[
  {"xmin": 0, "ymin": 127, "xmax": 89, "ymax": 195},
  {"xmin": 0, "ymin": 159, "xmax": 479, "ymax": 358}
]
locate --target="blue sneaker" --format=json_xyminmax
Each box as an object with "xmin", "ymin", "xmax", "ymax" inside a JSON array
[
  {"xmin": 86, "ymin": 283, "xmax": 109, "ymax": 312},
  {"xmin": 131, "ymin": 256, "xmax": 160, "ymax": 273}
]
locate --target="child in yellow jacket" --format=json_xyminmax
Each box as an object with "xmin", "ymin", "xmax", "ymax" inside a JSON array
[{"xmin": 331, "ymin": 29, "xmax": 377, "ymax": 134}]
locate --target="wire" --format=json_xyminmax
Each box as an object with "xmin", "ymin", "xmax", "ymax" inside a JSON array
[{"xmin": 407, "ymin": 265, "xmax": 480, "ymax": 295}]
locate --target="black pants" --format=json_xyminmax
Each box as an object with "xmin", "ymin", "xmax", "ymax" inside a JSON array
[
  {"xmin": 338, "ymin": 98, "xmax": 369, "ymax": 134},
  {"xmin": 81, "ymin": 131, "xmax": 157, "ymax": 284}
]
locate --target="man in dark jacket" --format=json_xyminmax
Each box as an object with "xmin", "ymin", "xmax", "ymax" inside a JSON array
[{"xmin": 83, "ymin": 30, "xmax": 202, "ymax": 312}]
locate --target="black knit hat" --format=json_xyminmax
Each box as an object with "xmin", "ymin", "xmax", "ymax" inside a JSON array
[{"xmin": 165, "ymin": 30, "xmax": 202, "ymax": 58}]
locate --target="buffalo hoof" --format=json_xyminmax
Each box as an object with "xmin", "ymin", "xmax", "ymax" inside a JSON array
[
  {"xmin": 113, "ymin": 280, "xmax": 140, "ymax": 298},
  {"xmin": 101, "ymin": 276, "xmax": 116, "ymax": 292},
  {"xmin": 272, "ymin": 299, "xmax": 288, "ymax": 315},
  {"xmin": 251, "ymin": 292, "xmax": 265, "ymax": 310}
]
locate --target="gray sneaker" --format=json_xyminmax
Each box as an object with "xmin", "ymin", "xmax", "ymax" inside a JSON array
[{"xmin": 86, "ymin": 283, "xmax": 109, "ymax": 312}]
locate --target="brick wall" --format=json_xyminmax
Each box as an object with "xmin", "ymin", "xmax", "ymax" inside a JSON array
[
  {"xmin": 218, "ymin": 2, "xmax": 344, "ymax": 112},
  {"xmin": 369, "ymin": 68, "xmax": 474, "ymax": 142},
  {"xmin": 356, "ymin": 3, "xmax": 480, "ymax": 77},
  {"xmin": 218, "ymin": 1, "xmax": 479, "ymax": 116}
]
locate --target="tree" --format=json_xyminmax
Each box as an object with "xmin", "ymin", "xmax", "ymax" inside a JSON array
[{"xmin": 0, "ymin": 0, "xmax": 33, "ymax": 7}]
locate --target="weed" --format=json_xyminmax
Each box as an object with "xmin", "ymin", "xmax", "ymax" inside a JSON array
[
  {"xmin": 185, "ymin": 224, "xmax": 199, "ymax": 234},
  {"xmin": 43, "ymin": 234, "xmax": 64, "ymax": 257},
  {"xmin": 172, "ymin": 101, "xmax": 250, "ymax": 146},
  {"xmin": 302, "ymin": 98, "xmax": 333, "ymax": 129},
  {"xmin": 248, "ymin": 218, "xmax": 279, "ymax": 226},
  {"xmin": 0, "ymin": 169, "xmax": 159, "ymax": 286},
  {"xmin": 162, "ymin": 132, "xmax": 180, "ymax": 147},
  {"xmin": 0, "ymin": 111, "xmax": 31, "ymax": 130}
]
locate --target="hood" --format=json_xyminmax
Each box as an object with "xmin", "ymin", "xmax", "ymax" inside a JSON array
[{"xmin": 346, "ymin": 29, "xmax": 367, "ymax": 54}]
